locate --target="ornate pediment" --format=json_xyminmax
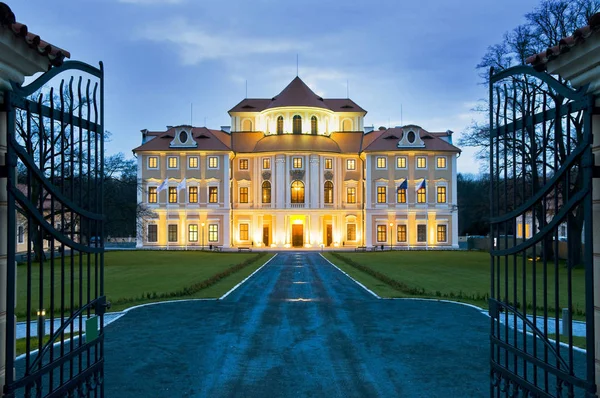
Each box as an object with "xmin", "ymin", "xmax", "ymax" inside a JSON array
[
  {"xmin": 290, "ymin": 169, "xmax": 305, "ymax": 180},
  {"xmin": 324, "ymin": 170, "xmax": 333, "ymax": 181},
  {"xmin": 262, "ymin": 171, "xmax": 272, "ymax": 180}
]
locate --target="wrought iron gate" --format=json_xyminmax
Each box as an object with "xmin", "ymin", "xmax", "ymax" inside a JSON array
[
  {"xmin": 489, "ymin": 65, "xmax": 596, "ymax": 397},
  {"xmin": 3, "ymin": 61, "xmax": 107, "ymax": 397}
]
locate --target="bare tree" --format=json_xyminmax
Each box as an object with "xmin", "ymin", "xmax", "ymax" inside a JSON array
[{"xmin": 458, "ymin": 0, "xmax": 599, "ymax": 266}]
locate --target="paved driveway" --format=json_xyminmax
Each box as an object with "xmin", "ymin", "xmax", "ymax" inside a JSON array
[{"xmin": 104, "ymin": 252, "xmax": 493, "ymax": 397}]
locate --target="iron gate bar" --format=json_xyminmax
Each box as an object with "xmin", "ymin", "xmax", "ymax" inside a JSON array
[
  {"xmin": 3, "ymin": 60, "xmax": 106, "ymax": 397},
  {"xmin": 489, "ymin": 63, "xmax": 596, "ymax": 397}
]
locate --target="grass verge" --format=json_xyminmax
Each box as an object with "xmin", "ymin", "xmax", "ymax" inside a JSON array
[{"xmin": 324, "ymin": 251, "xmax": 586, "ymax": 320}]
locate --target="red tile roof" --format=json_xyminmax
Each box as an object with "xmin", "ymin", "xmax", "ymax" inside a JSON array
[
  {"xmin": 228, "ymin": 77, "xmax": 366, "ymax": 114},
  {"xmin": 132, "ymin": 127, "xmax": 232, "ymax": 153},
  {"xmin": 526, "ymin": 12, "xmax": 600, "ymax": 71},
  {"xmin": 362, "ymin": 127, "xmax": 461, "ymax": 153},
  {"xmin": 0, "ymin": 2, "xmax": 70, "ymax": 68}
]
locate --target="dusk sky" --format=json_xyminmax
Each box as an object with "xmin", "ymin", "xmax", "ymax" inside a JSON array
[{"xmin": 10, "ymin": 0, "xmax": 541, "ymax": 174}]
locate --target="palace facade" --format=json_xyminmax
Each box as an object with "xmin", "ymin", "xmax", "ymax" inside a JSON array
[{"xmin": 134, "ymin": 77, "xmax": 460, "ymax": 249}]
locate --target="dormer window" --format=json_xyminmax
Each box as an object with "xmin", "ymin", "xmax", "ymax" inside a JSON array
[
  {"xmin": 311, "ymin": 116, "xmax": 318, "ymax": 134},
  {"xmin": 179, "ymin": 131, "xmax": 188, "ymax": 143},
  {"xmin": 277, "ymin": 116, "xmax": 284, "ymax": 134},
  {"xmin": 293, "ymin": 115, "xmax": 302, "ymax": 134}
]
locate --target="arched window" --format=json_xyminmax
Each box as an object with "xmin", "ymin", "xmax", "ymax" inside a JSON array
[
  {"xmin": 311, "ymin": 116, "xmax": 318, "ymax": 134},
  {"xmin": 262, "ymin": 181, "xmax": 271, "ymax": 203},
  {"xmin": 277, "ymin": 116, "xmax": 284, "ymax": 134},
  {"xmin": 342, "ymin": 119, "xmax": 353, "ymax": 131},
  {"xmin": 324, "ymin": 181, "xmax": 333, "ymax": 204},
  {"xmin": 293, "ymin": 115, "xmax": 302, "ymax": 134},
  {"xmin": 291, "ymin": 180, "xmax": 305, "ymax": 203},
  {"xmin": 242, "ymin": 119, "xmax": 253, "ymax": 131}
]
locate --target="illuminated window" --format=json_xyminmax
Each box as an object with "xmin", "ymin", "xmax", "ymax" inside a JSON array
[
  {"xmin": 148, "ymin": 156, "xmax": 158, "ymax": 169},
  {"xmin": 325, "ymin": 158, "xmax": 332, "ymax": 169},
  {"xmin": 347, "ymin": 224, "xmax": 356, "ymax": 241},
  {"xmin": 168, "ymin": 225, "xmax": 178, "ymax": 242},
  {"xmin": 263, "ymin": 158, "xmax": 271, "ymax": 169},
  {"xmin": 397, "ymin": 188, "xmax": 406, "ymax": 203},
  {"xmin": 417, "ymin": 225, "xmax": 426, "ymax": 242},
  {"xmin": 208, "ymin": 224, "xmax": 218, "ymax": 242},
  {"xmin": 376, "ymin": 157, "xmax": 386, "ymax": 169},
  {"xmin": 396, "ymin": 156, "xmax": 407, "ymax": 169},
  {"xmin": 293, "ymin": 115, "xmax": 302, "ymax": 134},
  {"xmin": 291, "ymin": 180, "xmax": 305, "ymax": 203},
  {"xmin": 168, "ymin": 156, "xmax": 178, "ymax": 169},
  {"xmin": 188, "ymin": 186, "xmax": 198, "ymax": 203},
  {"xmin": 377, "ymin": 225, "xmax": 387, "ymax": 242},
  {"xmin": 277, "ymin": 116, "xmax": 284, "ymax": 134},
  {"xmin": 148, "ymin": 187, "xmax": 157, "ymax": 203},
  {"xmin": 168, "ymin": 187, "xmax": 177, "ymax": 203},
  {"xmin": 262, "ymin": 181, "xmax": 271, "ymax": 203},
  {"xmin": 347, "ymin": 187, "xmax": 356, "ymax": 204},
  {"xmin": 311, "ymin": 116, "xmax": 318, "ymax": 134},
  {"xmin": 188, "ymin": 224, "xmax": 198, "ymax": 242},
  {"xmin": 342, "ymin": 119, "xmax": 352, "ymax": 131},
  {"xmin": 147, "ymin": 225, "xmax": 157, "ymax": 242},
  {"xmin": 397, "ymin": 225, "xmax": 407, "ymax": 242},
  {"xmin": 239, "ymin": 187, "xmax": 248, "ymax": 203},
  {"xmin": 239, "ymin": 223, "xmax": 249, "ymax": 240},
  {"xmin": 437, "ymin": 186, "xmax": 446, "ymax": 203},
  {"xmin": 242, "ymin": 119, "xmax": 253, "ymax": 131},
  {"xmin": 293, "ymin": 157, "xmax": 303, "ymax": 169},
  {"xmin": 208, "ymin": 156, "xmax": 219, "ymax": 169},
  {"xmin": 416, "ymin": 156, "xmax": 427, "ymax": 169},
  {"xmin": 209, "ymin": 187, "xmax": 218, "ymax": 203},
  {"xmin": 188, "ymin": 156, "xmax": 198, "ymax": 169},
  {"xmin": 436, "ymin": 157, "xmax": 447, "ymax": 169},
  {"xmin": 417, "ymin": 187, "xmax": 426, "ymax": 203},
  {"xmin": 347, "ymin": 159, "xmax": 356, "ymax": 170},
  {"xmin": 324, "ymin": 181, "xmax": 333, "ymax": 204},
  {"xmin": 377, "ymin": 186, "xmax": 386, "ymax": 203},
  {"xmin": 437, "ymin": 225, "xmax": 447, "ymax": 242},
  {"xmin": 239, "ymin": 159, "xmax": 248, "ymax": 170}
]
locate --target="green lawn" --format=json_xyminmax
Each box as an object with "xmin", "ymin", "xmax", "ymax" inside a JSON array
[
  {"xmin": 323, "ymin": 251, "xmax": 587, "ymax": 319},
  {"xmin": 16, "ymin": 251, "xmax": 273, "ymax": 318}
]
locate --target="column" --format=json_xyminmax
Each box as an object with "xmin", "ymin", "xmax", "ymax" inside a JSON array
[
  {"xmin": 0, "ymin": 24, "xmax": 50, "ymax": 393},
  {"xmin": 136, "ymin": 156, "xmax": 144, "ymax": 248},
  {"xmin": 593, "ymin": 106, "xmax": 600, "ymax": 391},
  {"xmin": 310, "ymin": 154, "xmax": 319, "ymax": 208},
  {"xmin": 275, "ymin": 154, "xmax": 285, "ymax": 208},
  {"xmin": 0, "ymin": 105, "xmax": 10, "ymax": 394},
  {"xmin": 451, "ymin": 154, "xmax": 459, "ymax": 248}
]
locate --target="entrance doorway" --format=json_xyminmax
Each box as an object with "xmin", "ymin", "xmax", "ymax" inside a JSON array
[
  {"xmin": 326, "ymin": 224, "xmax": 333, "ymax": 246},
  {"xmin": 263, "ymin": 225, "xmax": 270, "ymax": 246},
  {"xmin": 292, "ymin": 224, "xmax": 303, "ymax": 247}
]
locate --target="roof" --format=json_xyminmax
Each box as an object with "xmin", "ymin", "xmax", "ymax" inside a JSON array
[
  {"xmin": 362, "ymin": 127, "xmax": 461, "ymax": 153},
  {"xmin": 228, "ymin": 77, "xmax": 366, "ymax": 114},
  {"xmin": 328, "ymin": 131, "xmax": 364, "ymax": 153},
  {"xmin": 133, "ymin": 127, "xmax": 231, "ymax": 152},
  {"xmin": 0, "ymin": 2, "xmax": 70, "ymax": 68},
  {"xmin": 252, "ymin": 134, "xmax": 341, "ymax": 153},
  {"xmin": 526, "ymin": 12, "xmax": 600, "ymax": 71}
]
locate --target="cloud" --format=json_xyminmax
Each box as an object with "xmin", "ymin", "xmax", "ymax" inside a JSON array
[{"xmin": 136, "ymin": 18, "xmax": 308, "ymax": 65}]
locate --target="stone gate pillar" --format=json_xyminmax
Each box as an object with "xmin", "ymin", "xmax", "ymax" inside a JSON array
[
  {"xmin": 541, "ymin": 24, "xmax": 600, "ymax": 394},
  {"xmin": 0, "ymin": 4, "xmax": 69, "ymax": 394}
]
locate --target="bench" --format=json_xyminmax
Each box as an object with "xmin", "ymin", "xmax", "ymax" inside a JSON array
[
  {"xmin": 355, "ymin": 246, "xmax": 367, "ymax": 252},
  {"xmin": 212, "ymin": 246, "xmax": 223, "ymax": 252},
  {"xmin": 238, "ymin": 247, "xmax": 252, "ymax": 252}
]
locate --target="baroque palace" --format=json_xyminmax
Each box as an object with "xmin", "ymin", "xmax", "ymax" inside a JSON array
[{"xmin": 134, "ymin": 77, "xmax": 460, "ymax": 249}]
